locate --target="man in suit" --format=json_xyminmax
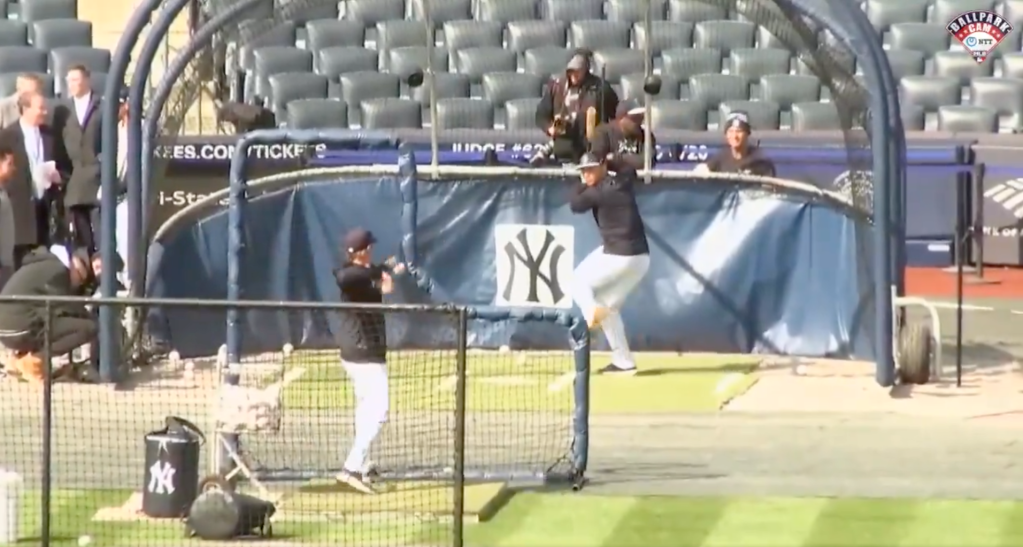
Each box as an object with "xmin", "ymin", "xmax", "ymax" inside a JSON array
[
  {"xmin": 54, "ymin": 65, "xmax": 101, "ymax": 253},
  {"xmin": 0, "ymin": 142, "xmax": 19, "ymax": 287},
  {"xmin": 0, "ymin": 91, "xmax": 64, "ymax": 267},
  {"xmin": 0, "ymin": 74, "xmax": 44, "ymax": 129}
]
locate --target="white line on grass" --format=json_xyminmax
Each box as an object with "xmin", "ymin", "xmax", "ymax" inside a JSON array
[
  {"xmin": 547, "ymin": 372, "xmax": 576, "ymax": 393},
  {"xmin": 714, "ymin": 372, "xmax": 745, "ymax": 395}
]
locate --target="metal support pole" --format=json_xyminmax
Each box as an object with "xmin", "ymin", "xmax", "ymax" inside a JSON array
[
  {"xmin": 40, "ymin": 301, "xmax": 53, "ymax": 547},
  {"xmin": 452, "ymin": 307, "xmax": 468, "ymax": 547},
  {"xmin": 955, "ymin": 174, "xmax": 966, "ymax": 387},
  {"xmin": 99, "ymin": 0, "xmax": 164, "ymax": 383},
  {"xmin": 425, "ymin": 0, "xmax": 439, "ymax": 179},
  {"xmin": 642, "ymin": 0, "xmax": 652, "ymax": 183}
]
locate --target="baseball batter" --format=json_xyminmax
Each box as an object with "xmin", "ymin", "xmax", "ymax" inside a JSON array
[{"xmin": 569, "ymin": 152, "xmax": 650, "ymax": 375}]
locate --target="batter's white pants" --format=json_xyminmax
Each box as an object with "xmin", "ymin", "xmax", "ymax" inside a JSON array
[
  {"xmin": 571, "ymin": 247, "xmax": 650, "ymax": 369},
  {"xmin": 341, "ymin": 360, "xmax": 389, "ymax": 473}
]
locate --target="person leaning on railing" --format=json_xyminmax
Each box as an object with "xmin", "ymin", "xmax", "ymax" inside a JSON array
[
  {"xmin": 587, "ymin": 101, "xmax": 656, "ymax": 170},
  {"xmin": 693, "ymin": 111, "xmax": 776, "ymax": 177}
]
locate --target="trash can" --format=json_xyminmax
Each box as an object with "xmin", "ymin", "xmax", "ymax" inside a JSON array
[
  {"xmin": 142, "ymin": 416, "xmax": 205, "ymax": 519},
  {"xmin": 0, "ymin": 470, "xmax": 22, "ymax": 545}
]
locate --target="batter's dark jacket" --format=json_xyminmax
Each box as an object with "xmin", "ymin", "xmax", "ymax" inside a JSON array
[
  {"xmin": 569, "ymin": 166, "xmax": 649, "ymax": 256},
  {"xmin": 334, "ymin": 262, "xmax": 389, "ymax": 364},
  {"xmin": 0, "ymin": 248, "xmax": 89, "ymax": 335},
  {"xmin": 588, "ymin": 122, "xmax": 656, "ymax": 170}
]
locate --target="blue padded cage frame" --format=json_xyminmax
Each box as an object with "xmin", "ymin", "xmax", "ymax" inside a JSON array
[{"xmin": 226, "ymin": 130, "xmax": 592, "ymax": 482}]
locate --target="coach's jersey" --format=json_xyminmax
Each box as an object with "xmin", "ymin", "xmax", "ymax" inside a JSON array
[
  {"xmin": 705, "ymin": 145, "xmax": 776, "ymax": 177},
  {"xmin": 568, "ymin": 166, "xmax": 649, "ymax": 256},
  {"xmin": 334, "ymin": 262, "xmax": 388, "ymax": 364}
]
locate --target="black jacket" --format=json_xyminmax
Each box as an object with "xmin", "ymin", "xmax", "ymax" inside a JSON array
[
  {"xmin": 535, "ymin": 73, "xmax": 619, "ymax": 139},
  {"xmin": 705, "ymin": 145, "xmax": 776, "ymax": 177},
  {"xmin": 0, "ymin": 123, "xmax": 66, "ymax": 246},
  {"xmin": 0, "ymin": 248, "xmax": 90, "ymax": 333},
  {"xmin": 53, "ymin": 95, "xmax": 103, "ymax": 207},
  {"xmin": 588, "ymin": 122, "xmax": 656, "ymax": 170},
  {"xmin": 569, "ymin": 166, "xmax": 649, "ymax": 256},
  {"xmin": 334, "ymin": 262, "xmax": 388, "ymax": 364}
]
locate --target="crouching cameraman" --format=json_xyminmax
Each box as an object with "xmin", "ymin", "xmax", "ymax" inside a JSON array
[
  {"xmin": 531, "ymin": 50, "xmax": 618, "ymax": 166},
  {"xmin": 0, "ymin": 246, "xmax": 102, "ymax": 383}
]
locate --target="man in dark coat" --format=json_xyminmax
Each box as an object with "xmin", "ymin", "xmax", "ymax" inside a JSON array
[
  {"xmin": 0, "ymin": 91, "xmax": 65, "ymax": 267},
  {"xmin": 53, "ymin": 65, "xmax": 102, "ymax": 253}
]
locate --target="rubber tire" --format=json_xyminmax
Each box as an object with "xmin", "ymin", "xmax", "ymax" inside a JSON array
[
  {"xmin": 897, "ymin": 324, "xmax": 932, "ymax": 385},
  {"xmin": 199, "ymin": 474, "xmax": 234, "ymax": 493}
]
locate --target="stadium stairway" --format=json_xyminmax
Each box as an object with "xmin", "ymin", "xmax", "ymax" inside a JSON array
[{"xmin": 79, "ymin": 0, "xmax": 220, "ymax": 134}]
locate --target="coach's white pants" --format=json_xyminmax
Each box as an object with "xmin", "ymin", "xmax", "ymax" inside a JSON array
[
  {"xmin": 572, "ymin": 247, "xmax": 650, "ymax": 369},
  {"xmin": 341, "ymin": 361, "xmax": 390, "ymax": 473}
]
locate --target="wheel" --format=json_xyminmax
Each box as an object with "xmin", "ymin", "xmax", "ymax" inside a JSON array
[
  {"xmin": 897, "ymin": 324, "xmax": 932, "ymax": 385},
  {"xmin": 199, "ymin": 474, "xmax": 234, "ymax": 493},
  {"xmin": 570, "ymin": 470, "xmax": 587, "ymax": 492}
]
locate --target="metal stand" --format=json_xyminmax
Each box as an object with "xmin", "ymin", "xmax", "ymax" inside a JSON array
[{"xmin": 944, "ymin": 165, "xmax": 999, "ymax": 286}]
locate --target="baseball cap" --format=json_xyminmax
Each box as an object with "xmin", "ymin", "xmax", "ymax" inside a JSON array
[
  {"xmin": 724, "ymin": 111, "xmax": 751, "ymax": 133},
  {"xmin": 566, "ymin": 50, "xmax": 590, "ymax": 72},
  {"xmin": 615, "ymin": 102, "xmax": 645, "ymax": 121},
  {"xmin": 576, "ymin": 152, "xmax": 604, "ymax": 170},
  {"xmin": 344, "ymin": 228, "xmax": 376, "ymax": 253}
]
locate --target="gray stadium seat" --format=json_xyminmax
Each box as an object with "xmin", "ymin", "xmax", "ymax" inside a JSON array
[
  {"xmin": 883, "ymin": 49, "xmax": 926, "ymax": 79},
  {"xmin": 668, "ymin": 0, "xmax": 727, "ymax": 22},
  {"xmin": 1003, "ymin": 0, "xmax": 1023, "ymax": 27},
  {"xmin": 434, "ymin": 97, "xmax": 494, "ymax": 129},
  {"xmin": 719, "ymin": 100, "xmax": 781, "ymax": 130},
  {"xmin": 306, "ymin": 20, "xmax": 365, "ymax": 52},
  {"xmin": 0, "ymin": 46, "xmax": 46, "ymax": 73},
  {"xmin": 693, "ymin": 21, "xmax": 755, "ymax": 54},
  {"xmin": 931, "ymin": 0, "xmax": 996, "ymax": 24},
  {"xmin": 387, "ymin": 46, "xmax": 448, "ymax": 78},
  {"xmin": 791, "ymin": 102, "xmax": 841, "ymax": 130},
  {"xmin": 607, "ymin": 0, "xmax": 666, "ymax": 23},
  {"xmin": 19, "ymin": 0, "xmax": 76, "ymax": 23},
  {"xmin": 543, "ymin": 0, "xmax": 603, "ymax": 21},
  {"xmin": 902, "ymin": 105, "xmax": 926, "ymax": 130},
  {"xmin": 689, "ymin": 74, "xmax": 750, "ymax": 106},
  {"xmin": 476, "ymin": 0, "xmax": 537, "ymax": 22},
  {"xmin": 269, "ymin": 72, "xmax": 329, "ymax": 114},
  {"xmin": 202, "ymin": 0, "xmax": 273, "ymax": 20},
  {"xmin": 756, "ymin": 26, "xmax": 787, "ymax": 49},
  {"xmin": 620, "ymin": 73, "xmax": 680, "ymax": 100},
  {"xmin": 932, "ymin": 51, "xmax": 994, "ymax": 85},
  {"xmin": 410, "ymin": 72, "xmax": 470, "ymax": 103},
  {"xmin": 287, "ymin": 98, "xmax": 348, "ymax": 129},
  {"xmin": 1001, "ymin": 53, "xmax": 1023, "ymax": 79},
  {"xmin": 444, "ymin": 21, "xmax": 503, "ymax": 54},
  {"xmin": 317, "ymin": 47, "xmax": 377, "ymax": 81},
  {"xmin": 0, "ymin": 21, "xmax": 27, "ymax": 47},
  {"xmin": 339, "ymin": 72, "xmax": 400, "ymax": 126},
  {"xmin": 569, "ymin": 21, "xmax": 630, "ymax": 50},
  {"xmin": 0, "ymin": 71, "xmax": 51, "ymax": 96},
  {"xmin": 49, "ymin": 46, "xmax": 110, "ymax": 76},
  {"xmin": 937, "ymin": 105, "xmax": 998, "ymax": 132},
  {"xmin": 455, "ymin": 47, "xmax": 517, "ymax": 81},
  {"xmin": 345, "ymin": 0, "xmax": 404, "ymax": 25},
  {"xmin": 634, "ymin": 21, "xmax": 693, "ymax": 57},
  {"xmin": 31, "ymin": 19, "xmax": 90, "ymax": 50},
  {"xmin": 276, "ymin": 0, "xmax": 338, "ymax": 24},
  {"xmin": 661, "ymin": 48, "xmax": 722, "ymax": 83},
  {"xmin": 522, "ymin": 46, "xmax": 575, "ymax": 77},
  {"xmin": 377, "ymin": 21, "xmax": 430, "ymax": 67},
  {"xmin": 866, "ymin": 0, "xmax": 929, "ymax": 31},
  {"xmin": 593, "ymin": 48, "xmax": 648, "ymax": 83},
  {"xmin": 729, "ymin": 48, "xmax": 790, "ymax": 81},
  {"xmin": 887, "ymin": 23, "xmax": 950, "ymax": 55},
  {"xmin": 361, "ymin": 98, "xmax": 421, "ymax": 129},
  {"xmin": 481, "ymin": 71, "xmax": 543, "ymax": 107},
  {"xmin": 505, "ymin": 97, "xmax": 540, "ymax": 129},
  {"xmin": 506, "ymin": 21, "xmax": 567, "ymax": 53},
  {"xmin": 237, "ymin": 20, "xmax": 296, "ymax": 71},
  {"xmin": 253, "ymin": 47, "xmax": 312, "ymax": 99},
  {"xmin": 759, "ymin": 74, "xmax": 820, "ymax": 108},
  {"xmin": 969, "ymin": 77, "xmax": 1023, "ymax": 130},
  {"xmin": 411, "ymin": 0, "xmax": 472, "ymax": 24},
  {"xmin": 650, "ymin": 99, "xmax": 707, "ymax": 130},
  {"xmin": 899, "ymin": 75, "xmax": 962, "ymax": 111}
]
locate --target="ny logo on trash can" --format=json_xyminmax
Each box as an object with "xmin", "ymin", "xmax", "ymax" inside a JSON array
[
  {"xmin": 147, "ymin": 461, "xmax": 176, "ymax": 495},
  {"xmin": 495, "ymin": 224, "xmax": 574, "ymax": 309}
]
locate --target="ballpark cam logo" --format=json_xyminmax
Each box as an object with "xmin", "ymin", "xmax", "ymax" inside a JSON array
[
  {"xmin": 947, "ymin": 10, "xmax": 1014, "ymax": 64},
  {"xmin": 494, "ymin": 224, "xmax": 574, "ymax": 309}
]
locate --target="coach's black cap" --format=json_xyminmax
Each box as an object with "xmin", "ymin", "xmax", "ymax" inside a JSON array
[{"xmin": 344, "ymin": 228, "xmax": 376, "ymax": 253}]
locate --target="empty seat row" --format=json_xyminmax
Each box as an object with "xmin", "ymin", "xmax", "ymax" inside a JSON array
[
  {"xmin": 280, "ymin": 96, "xmax": 844, "ymax": 132},
  {"xmin": 901, "ymin": 77, "xmax": 1023, "ymax": 131},
  {"xmin": 0, "ymin": 45, "xmax": 110, "ymax": 77},
  {"xmin": 867, "ymin": 0, "xmax": 1022, "ymax": 30},
  {"xmin": 0, "ymin": 19, "xmax": 93, "ymax": 49}
]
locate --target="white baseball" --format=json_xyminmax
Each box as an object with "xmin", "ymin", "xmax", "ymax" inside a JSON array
[
  {"xmin": 795, "ymin": 364, "xmax": 807, "ymax": 376},
  {"xmin": 184, "ymin": 361, "xmax": 195, "ymax": 372},
  {"xmin": 168, "ymin": 350, "xmax": 181, "ymax": 363},
  {"xmin": 499, "ymin": 345, "xmax": 510, "ymax": 354},
  {"xmin": 78, "ymin": 535, "xmax": 92, "ymax": 547},
  {"xmin": 282, "ymin": 343, "xmax": 294, "ymax": 356}
]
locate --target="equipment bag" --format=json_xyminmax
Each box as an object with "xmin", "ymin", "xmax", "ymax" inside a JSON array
[{"xmin": 185, "ymin": 490, "xmax": 275, "ymax": 540}]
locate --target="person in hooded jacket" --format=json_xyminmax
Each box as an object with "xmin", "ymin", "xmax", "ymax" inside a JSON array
[{"xmin": 0, "ymin": 246, "xmax": 101, "ymax": 383}]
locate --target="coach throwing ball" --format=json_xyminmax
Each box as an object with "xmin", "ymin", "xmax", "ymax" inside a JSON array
[
  {"xmin": 569, "ymin": 152, "xmax": 650, "ymax": 376},
  {"xmin": 334, "ymin": 227, "xmax": 405, "ymax": 494}
]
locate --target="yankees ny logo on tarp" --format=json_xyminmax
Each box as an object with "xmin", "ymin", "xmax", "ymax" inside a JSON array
[
  {"xmin": 147, "ymin": 460, "xmax": 176, "ymax": 495},
  {"xmin": 494, "ymin": 224, "xmax": 574, "ymax": 308}
]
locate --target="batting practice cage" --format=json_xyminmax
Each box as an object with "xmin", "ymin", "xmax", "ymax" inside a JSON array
[{"xmin": 80, "ymin": 0, "xmax": 910, "ymax": 542}]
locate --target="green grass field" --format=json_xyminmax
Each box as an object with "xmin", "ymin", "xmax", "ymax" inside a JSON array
[
  {"xmin": 280, "ymin": 351, "xmax": 760, "ymax": 414},
  {"xmin": 28, "ymin": 489, "xmax": 1023, "ymax": 546}
]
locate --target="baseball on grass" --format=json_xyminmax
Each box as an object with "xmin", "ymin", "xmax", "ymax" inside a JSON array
[
  {"xmin": 283, "ymin": 343, "xmax": 294, "ymax": 356},
  {"xmin": 499, "ymin": 345, "xmax": 510, "ymax": 354},
  {"xmin": 794, "ymin": 364, "xmax": 807, "ymax": 376},
  {"xmin": 78, "ymin": 535, "xmax": 92, "ymax": 547},
  {"xmin": 168, "ymin": 350, "xmax": 181, "ymax": 363}
]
